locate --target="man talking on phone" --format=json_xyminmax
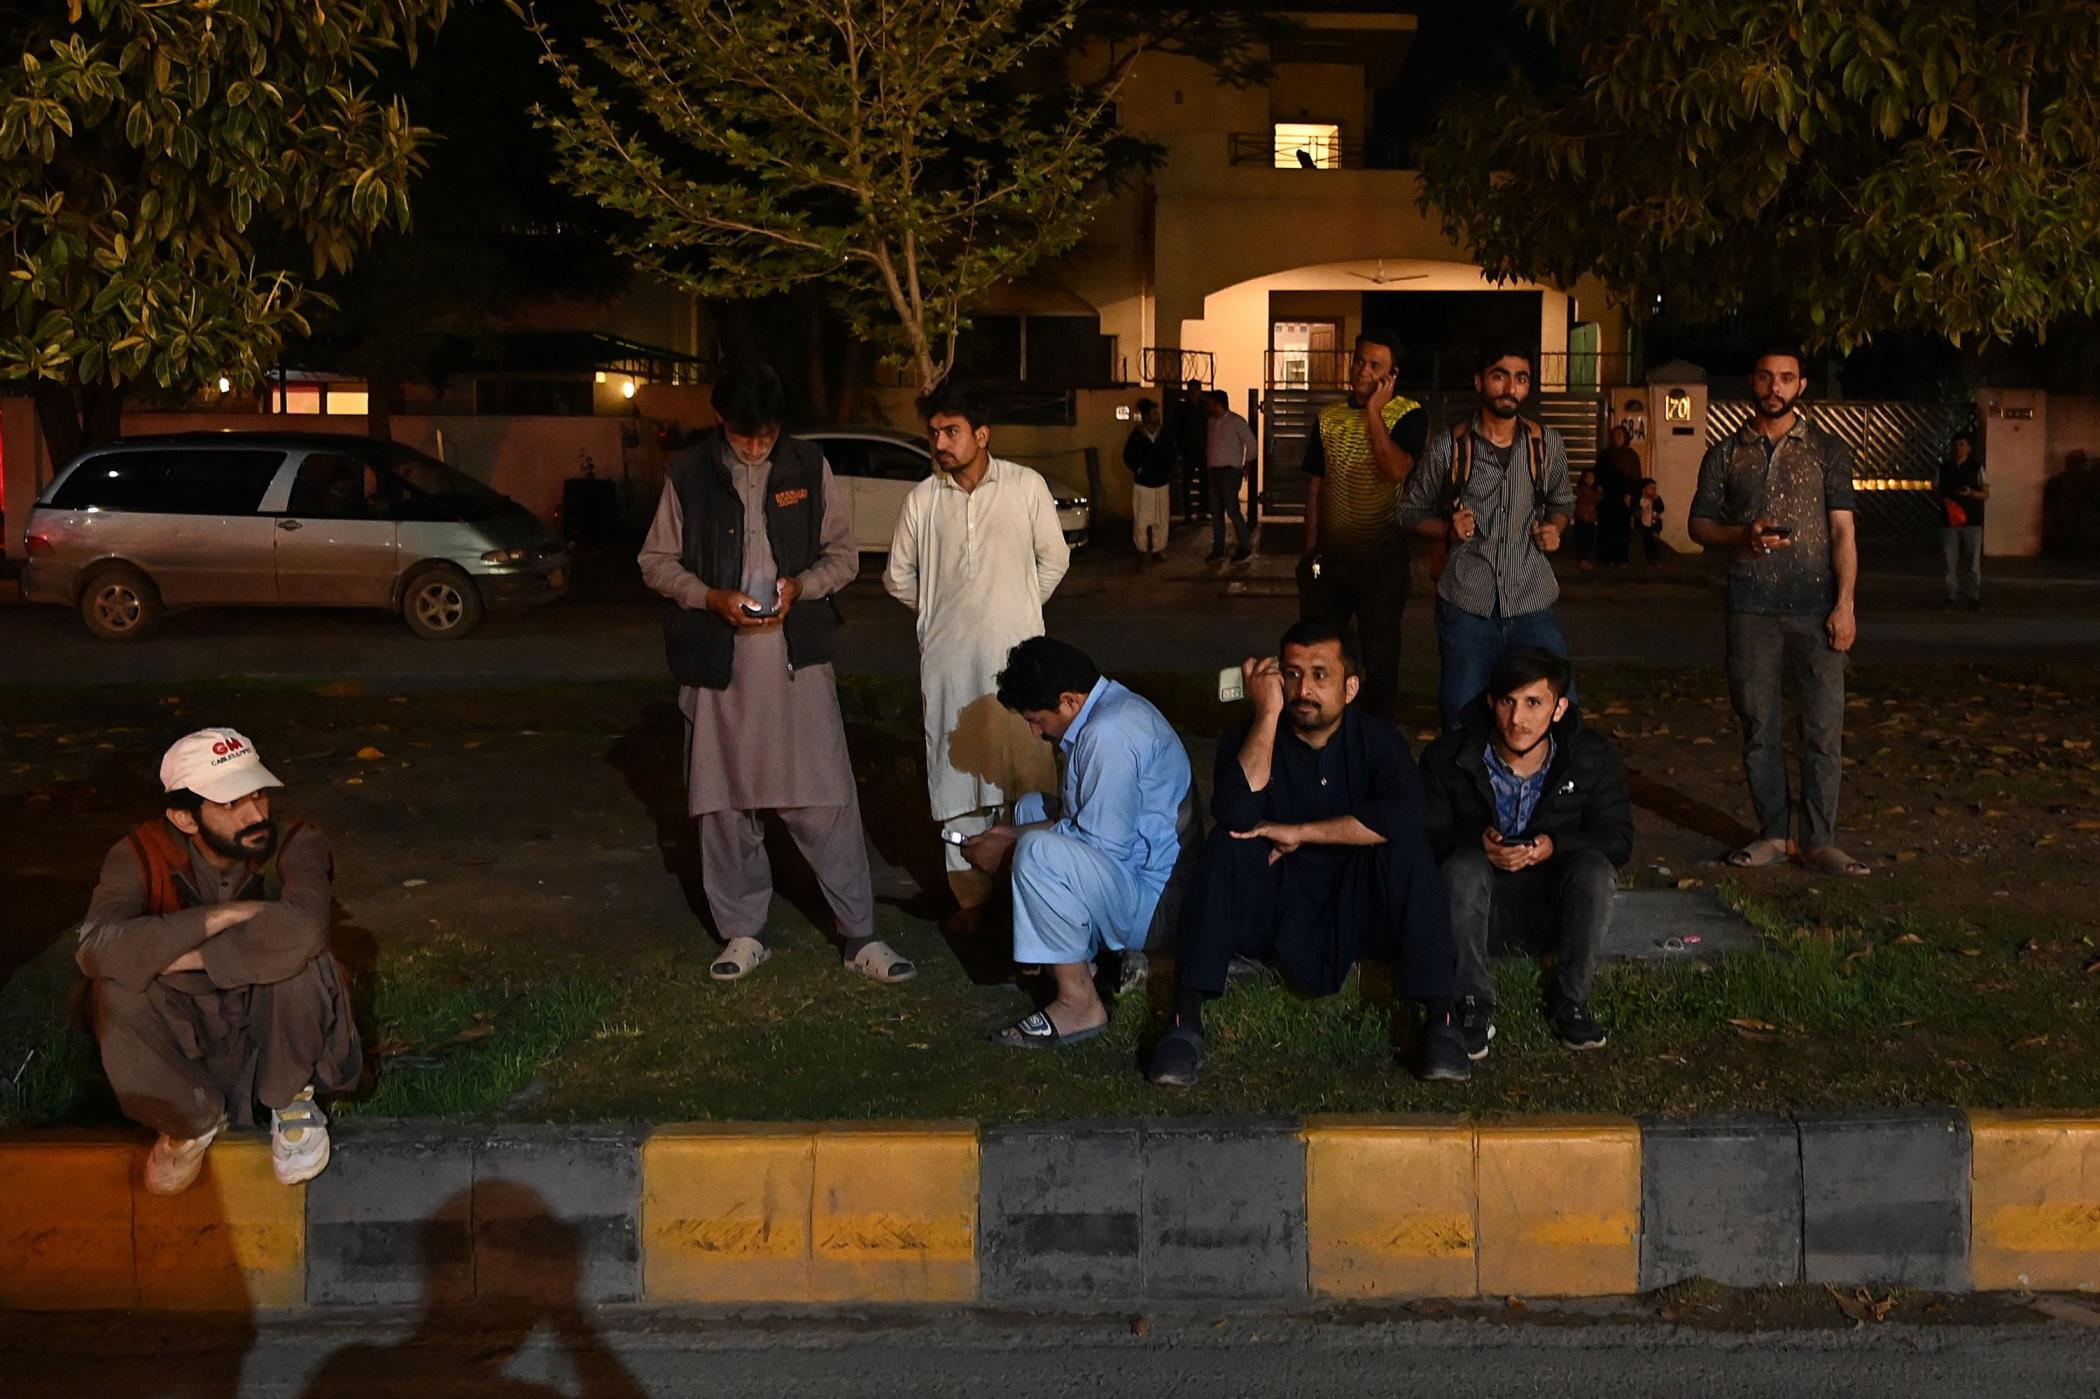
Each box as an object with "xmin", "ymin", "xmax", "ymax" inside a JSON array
[
  {"xmin": 1689, "ymin": 343, "xmax": 1866, "ymax": 878},
  {"xmin": 1420, "ymin": 648, "xmax": 1632, "ymax": 1056},
  {"xmin": 1297, "ymin": 330, "xmax": 1426, "ymax": 723},
  {"xmin": 640, "ymin": 362, "xmax": 914, "ymax": 986},
  {"xmin": 1147, "ymin": 619, "xmax": 1469, "ymax": 1087}
]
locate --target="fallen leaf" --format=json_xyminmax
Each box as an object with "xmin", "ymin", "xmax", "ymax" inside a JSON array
[
  {"xmin": 1896, "ymin": 850, "xmax": 1921, "ymax": 862},
  {"xmin": 1728, "ymin": 1017, "xmax": 1779, "ymax": 1032},
  {"xmin": 1960, "ymin": 947, "xmax": 1984, "ymax": 957},
  {"xmin": 2085, "ymin": 956, "xmax": 2100, "ymax": 975},
  {"xmin": 1129, "ymin": 1316, "xmax": 1150, "ymax": 1338},
  {"xmin": 343, "ymin": 778, "xmax": 363, "ymax": 786},
  {"xmin": 2012, "ymin": 1034, "xmax": 2051, "ymax": 1050},
  {"xmin": 1503, "ymin": 1295, "xmax": 1528, "ymax": 1311},
  {"xmin": 2036, "ymin": 836, "xmax": 2060, "ymax": 849},
  {"xmin": 313, "ymin": 682, "xmax": 363, "ymax": 699},
  {"xmin": 2032, "ymin": 1297, "xmax": 2100, "ymax": 1327},
  {"xmin": 355, "ymin": 746, "xmax": 386, "ymax": 761},
  {"xmin": 450, "ymin": 1024, "xmax": 495, "ymax": 1045},
  {"xmin": 1879, "ymin": 806, "xmax": 1907, "ymax": 816},
  {"xmin": 2073, "ymin": 819, "xmax": 2100, "ymax": 831},
  {"xmin": 1691, "ymin": 736, "xmax": 1715, "ymax": 746},
  {"xmin": 1827, "ymin": 1285, "xmax": 1895, "ymax": 1324},
  {"xmin": 1675, "ymin": 877, "xmax": 1703, "ymax": 889},
  {"xmin": 401, "ymin": 878, "xmax": 427, "ymax": 888}
]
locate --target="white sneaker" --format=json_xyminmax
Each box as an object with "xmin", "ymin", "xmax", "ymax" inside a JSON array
[
  {"xmin": 145, "ymin": 1116, "xmax": 225, "ymax": 1196},
  {"xmin": 270, "ymin": 1086, "xmax": 331, "ymax": 1186}
]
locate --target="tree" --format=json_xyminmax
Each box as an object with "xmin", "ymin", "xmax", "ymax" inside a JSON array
[
  {"xmin": 517, "ymin": 0, "xmax": 1125, "ymax": 393},
  {"xmin": 1415, "ymin": 2, "xmax": 2100, "ymax": 351},
  {"xmin": 0, "ymin": 0, "xmax": 447, "ymax": 462}
]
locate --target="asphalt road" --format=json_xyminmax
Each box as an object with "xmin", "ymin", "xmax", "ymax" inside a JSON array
[
  {"xmin": 4, "ymin": 546, "xmax": 2097, "ymax": 690},
  {"xmin": 7, "ymin": 1308, "xmax": 2099, "ymax": 1398}
]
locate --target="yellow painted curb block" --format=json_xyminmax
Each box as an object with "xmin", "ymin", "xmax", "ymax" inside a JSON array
[
  {"xmin": 1304, "ymin": 1116, "xmax": 1478, "ymax": 1299},
  {"xmin": 812, "ymin": 1122, "xmax": 978, "ymax": 1302},
  {"xmin": 644, "ymin": 1124, "xmax": 816, "ymax": 1302},
  {"xmin": 1970, "ymin": 1109, "xmax": 2100, "ymax": 1293},
  {"xmin": 1476, "ymin": 1116, "xmax": 1639, "ymax": 1298},
  {"xmin": 134, "ymin": 1135, "xmax": 306, "ymax": 1309},
  {"xmin": 0, "ymin": 1133, "xmax": 139, "ymax": 1310}
]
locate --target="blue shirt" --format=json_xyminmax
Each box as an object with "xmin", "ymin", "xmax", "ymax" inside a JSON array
[
  {"xmin": 1051, "ymin": 678, "xmax": 1191, "ymax": 896},
  {"xmin": 1484, "ymin": 739, "xmax": 1554, "ymax": 838}
]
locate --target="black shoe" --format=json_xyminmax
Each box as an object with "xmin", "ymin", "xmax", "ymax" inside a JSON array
[
  {"xmin": 1231, "ymin": 546, "xmax": 1253, "ymax": 563},
  {"xmin": 1965, "ymin": 598, "xmax": 1982, "ymax": 611},
  {"xmin": 1458, "ymin": 997, "xmax": 1496, "ymax": 1061},
  {"xmin": 1151, "ymin": 551, "xmax": 1167, "ymax": 562},
  {"xmin": 1550, "ymin": 1001, "xmax": 1608, "ymax": 1050},
  {"xmin": 1416, "ymin": 1008, "xmax": 1472, "ymax": 1083},
  {"xmin": 1147, "ymin": 1023, "xmax": 1205, "ymax": 1087},
  {"xmin": 1204, "ymin": 550, "xmax": 1226, "ymax": 563}
]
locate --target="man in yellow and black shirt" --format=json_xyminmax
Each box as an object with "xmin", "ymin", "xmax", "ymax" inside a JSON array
[{"xmin": 1298, "ymin": 330, "xmax": 1429, "ymax": 722}]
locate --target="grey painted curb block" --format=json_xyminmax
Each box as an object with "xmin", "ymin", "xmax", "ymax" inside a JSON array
[
  {"xmin": 305, "ymin": 1126, "xmax": 475, "ymax": 1307},
  {"xmin": 1639, "ymin": 1113, "xmax": 1802, "ymax": 1290},
  {"xmin": 1800, "ymin": 1106, "xmax": 1970, "ymax": 1290},
  {"xmin": 473, "ymin": 1125, "xmax": 645, "ymax": 1305},
  {"xmin": 982, "ymin": 1121, "xmax": 1143, "ymax": 1302},
  {"xmin": 1141, "ymin": 1117, "xmax": 1306, "ymax": 1300}
]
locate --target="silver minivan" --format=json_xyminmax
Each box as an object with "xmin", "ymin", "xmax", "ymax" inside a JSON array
[{"xmin": 21, "ymin": 432, "xmax": 568, "ymax": 641}]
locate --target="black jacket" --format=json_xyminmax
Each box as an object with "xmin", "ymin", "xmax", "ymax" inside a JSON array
[
  {"xmin": 1418, "ymin": 698, "xmax": 1634, "ymax": 866},
  {"xmin": 1122, "ymin": 426, "xmax": 1178, "ymax": 489}
]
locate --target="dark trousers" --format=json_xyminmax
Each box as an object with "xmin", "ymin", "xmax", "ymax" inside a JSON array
[
  {"xmin": 1725, "ymin": 609, "xmax": 1845, "ymax": 849},
  {"xmin": 1177, "ymin": 825, "xmax": 1455, "ymax": 1005},
  {"xmin": 1640, "ymin": 528, "xmax": 1662, "ymax": 565},
  {"xmin": 1434, "ymin": 599, "xmax": 1573, "ymax": 732},
  {"xmin": 1941, "ymin": 526, "xmax": 1982, "ymax": 601},
  {"xmin": 91, "ymin": 956, "xmax": 361, "ymax": 1139},
  {"xmin": 1207, "ymin": 468, "xmax": 1249, "ymax": 553},
  {"xmin": 1296, "ymin": 547, "xmax": 1410, "ymax": 723},
  {"xmin": 1441, "ymin": 845, "xmax": 1614, "ymax": 1010}
]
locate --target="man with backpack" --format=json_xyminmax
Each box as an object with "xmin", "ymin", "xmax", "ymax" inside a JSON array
[
  {"xmin": 76, "ymin": 729, "xmax": 361, "ymax": 1194},
  {"xmin": 1399, "ymin": 344, "xmax": 1576, "ymax": 731}
]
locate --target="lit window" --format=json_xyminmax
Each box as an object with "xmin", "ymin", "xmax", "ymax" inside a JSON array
[
  {"xmin": 1273, "ymin": 123, "xmax": 1340, "ymax": 169},
  {"xmin": 284, "ymin": 385, "xmax": 323, "ymax": 414},
  {"xmin": 326, "ymin": 388, "xmax": 371, "ymax": 416}
]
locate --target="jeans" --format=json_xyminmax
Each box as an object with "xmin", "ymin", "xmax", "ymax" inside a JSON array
[
  {"xmin": 1297, "ymin": 547, "xmax": 1411, "ymax": 723},
  {"xmin": 1207, "ymin": 467, "xmax": 1249, "ymax": 554},
  {"xmin": 1440, "ymin": 845, "xmax": 1615, "ymax": 1009},
  {"xmin": 1434, "ymin": 599, "xmax": 1572, "ymax": 731},
  {"xmin": 1941, "ymin": 526, "xmax": 1983, "ymax": 602},
  {"xmin": 1724, "ymin": 610, "xmax": 1846, "ymax": 850}
]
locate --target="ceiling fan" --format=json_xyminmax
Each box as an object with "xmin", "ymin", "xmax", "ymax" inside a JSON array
[{"xmin": 1347, "ymin": 259, "xmax": 1429, "ymax": 285}]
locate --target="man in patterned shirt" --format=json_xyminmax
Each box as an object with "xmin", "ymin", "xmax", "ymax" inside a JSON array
[
  {"xmin": 1689, "ymin": 344, "xmax": 1866, "ymax": 878},
  {"xmin": 1298, "ymin": 330, "xmax": 1427, "ymax": 722}
]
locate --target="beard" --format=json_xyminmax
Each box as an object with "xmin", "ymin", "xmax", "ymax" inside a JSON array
[
  {"xmin": 1756, "ymin": 387, "xmax": 1805, "ymax": 420},
  {"xmin": 1483, "ymin": 394, "xmax": 1521, "ymax": 421},
  {"xmin": 198, "ymin": 819, "xmax": 278, "ymax": 863},
  {"xmin": 1286, "ymin": 700, "xmax": 1330, "ymax": 732}
]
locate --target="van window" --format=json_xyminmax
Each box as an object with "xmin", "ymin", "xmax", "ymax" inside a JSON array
[
  {"xmin": 290, "ymin": 454, "xmax": 392, "ymax": 520},
  {"xmin": 49, "ymin": 452, "xmax": 167, "ymax": 513},
  {"xmin": 158, "ymin": 450, "xmax": 286, "ymax": 515}
]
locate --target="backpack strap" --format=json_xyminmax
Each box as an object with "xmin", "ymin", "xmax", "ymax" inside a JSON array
[
  {"xmin": 126, "ymin": 820, "xmax": 192, "ymax": 917},
  {"xmin": 1524, "ymin": 417, "xmax": 1548, "ymax": 516},
  {"xmin": 1444, "ymin": 421, "xmax": 1472, "ymax": 511}
]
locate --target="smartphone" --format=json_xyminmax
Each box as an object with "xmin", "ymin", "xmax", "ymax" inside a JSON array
[
  {"xmin": 1760, "ymin": 524, "xmax": 1795, "ymax": 540},
  {"xmin": 1217, "ymin": 666, "xmax": 1246, "ymax": 703},
  {"xmin": 740, "ymin": 601, "xmax": 780, "ymax": 618},
  {"xmin": 940, "ymin": 829, "xmax": 970, "ymax": 847}
]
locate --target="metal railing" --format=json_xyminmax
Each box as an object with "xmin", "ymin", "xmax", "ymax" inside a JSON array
[
  {"xmin": 1227, "ymin": 131, "xmax": 1366, "ymax": 170},
  {"xmin": 1265, "ymin": 349, "xmax": 1644, "ymax": 392},
  {"xmin": 1141, "ymin": 348, "xmax": 1215, "ymax": 387}
]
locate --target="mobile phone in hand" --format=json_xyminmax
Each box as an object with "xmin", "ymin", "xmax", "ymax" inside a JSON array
[
  {"xmin": 740, "ymin": 601, "xmax": 780, "ymax": 618},
  {"xmin": 940, "ymin": 829, "xmax": 970, "ymax": 847},
  {"xmin": 1760, "ymin": 524, "xmax": 1795, "ymax": 540},
  {"xmin": 1218, "ymin": 666, "xmax": 1246, "ymax": 703}
]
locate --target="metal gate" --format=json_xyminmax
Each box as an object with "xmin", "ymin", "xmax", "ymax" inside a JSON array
[{"xmin": 1706, "ymin": 400, "xmax": 1968, "ymax": 545}]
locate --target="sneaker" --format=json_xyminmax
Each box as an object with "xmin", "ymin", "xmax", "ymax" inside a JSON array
[
  {"xmin": 145, "ymin": 1116, "xmax": 226, "ymax": 1195},
  {"xmin": 1147, "ymin": 1023, "xmax": 1206, "ymax": 1088},
  {"xmin": 270, "ymin": 1086, "xmax": 332, "ymax": 1186},
  {"xmin": 1415, "ymin": 1008, "xmax": 1472, "ymax": 1083},
  {"xmin": 1550, "ymin": 1001, "xmax": 1609, "ymax": 1051},
  {"xmin": 1458, "ymin": 997, "xmax": 1497, "ymax": 1061}
]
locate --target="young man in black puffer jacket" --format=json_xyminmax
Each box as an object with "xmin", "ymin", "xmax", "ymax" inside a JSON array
[{"xmin": 1420, "ymin": 648, "xmax": 1633, "ymax": 1056}]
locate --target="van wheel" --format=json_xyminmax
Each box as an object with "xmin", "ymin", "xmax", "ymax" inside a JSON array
[
  {"xmin": 79, "ymin": 564, "xmax": 164, "ymax": 642},
  {"xmin": 401, "ymin": 566, "xmax": 484, "ymax": 640}
]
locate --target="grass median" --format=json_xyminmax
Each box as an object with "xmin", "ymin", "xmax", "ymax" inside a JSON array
[{"xmin": 3, "ymin": 662, "xmax": 2097, "ymax": 1127}]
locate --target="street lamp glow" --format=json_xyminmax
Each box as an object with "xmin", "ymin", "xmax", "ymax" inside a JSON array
[
  {"xmin": 216, "ymin": 376, "xmax": 231, "ymax": 394},
  {"xmin": 620, "ymin": 379, "xmax": 637, "ymax": 400}
]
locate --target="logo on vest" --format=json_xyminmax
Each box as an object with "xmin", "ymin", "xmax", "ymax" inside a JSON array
[{"xmin": 772, "ymin": 487, "xmax": 809, "ymax": 508}]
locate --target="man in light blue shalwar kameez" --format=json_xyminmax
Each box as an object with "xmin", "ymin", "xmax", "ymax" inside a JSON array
[{"xmin": 960, "ymin": 637, "xmax": 1191, "ymax": 1049}]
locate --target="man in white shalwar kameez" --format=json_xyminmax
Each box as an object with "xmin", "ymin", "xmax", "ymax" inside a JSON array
[{"xmin": 885, "ymin": 378, "xmax": 1072, "ymax": 926}]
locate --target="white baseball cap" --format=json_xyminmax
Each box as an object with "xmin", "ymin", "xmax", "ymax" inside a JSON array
[{"xmin": 160, "ymin": 728, "xmax": 284, "ymax": 804}]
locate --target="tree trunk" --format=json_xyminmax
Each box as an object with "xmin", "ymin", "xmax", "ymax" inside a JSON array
[
  {"xmin": 367, "ymin": 373, "xmax": 398, "ymax": 444},
  {"xmin": 31, "ymin": 380, "xmax": 126, "ymax": 465}
]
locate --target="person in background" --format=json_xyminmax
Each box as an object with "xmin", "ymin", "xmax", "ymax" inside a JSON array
[
  {"xmin": 1122, "ymin": 397, "xmax": 1177, "ymax": 562},
  {"xmin": 1596, "ymin": 425, "xmax": 1643, "ymax": 567},
  {"xmin": 1573, "ymin": 467, "xmax": 1602, "ymax": 571},
  {"xmin": 1937, "ymin": 430, "xmax": 1989, "ymax": 609},
  {"xmin": 886, "ymin": 377, "xmax": 1073, "ymax": 932},
  {"xmin": 1635, "ymin": 477, "xmax": 1667, "ymax": 569},
  {"xmin": 1204, "ymin": 389, "xmax": 1257, "ymax": 564}
]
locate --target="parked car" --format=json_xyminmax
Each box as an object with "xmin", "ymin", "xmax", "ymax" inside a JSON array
[
  {"xmin": 21, "ymin": 432, "xmax": 568, "ymax": 641},
  {"xmin": 801, "ymin": 427, "xmax": 1091, "ymax": 552}
]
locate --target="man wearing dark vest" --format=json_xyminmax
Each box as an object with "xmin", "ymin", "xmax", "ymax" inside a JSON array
[
  {"xmin": 78, "ymin": 728, "xmax": 360, "ymax": 1195},
  {"xmin": 1298, "ymin": 329, "xmax": 1428, "ymax": 723},
  {"xmin": 639, "ymin": 362, "xmax": 914, "ymax": 985}
]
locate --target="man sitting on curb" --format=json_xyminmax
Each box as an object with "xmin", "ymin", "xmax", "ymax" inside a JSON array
[
  {"xmin": 77, "ymin": 729, "xmax": 361, "ymax": 1194},
  {"xmin": 963, "ymin": 637, "xmax": 1192, "ymax": 1048},
  {"xmin": 1148, "ymin": 620, "xmax": 1471, "ymax": 1088},
  {"xmin": 1420, "ymin": 649, "xmax": 1632, "ymax": 1057}
]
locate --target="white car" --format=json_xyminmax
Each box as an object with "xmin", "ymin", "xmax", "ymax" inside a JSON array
[{"xmin": 802, "ymin": 428, "xmax": 1091, "ymax": 553}]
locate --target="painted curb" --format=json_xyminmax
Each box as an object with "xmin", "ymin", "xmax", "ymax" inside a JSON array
[{"xmin": 5, "ymin": 1107, "xmax": 2100, "ymax": 1308}]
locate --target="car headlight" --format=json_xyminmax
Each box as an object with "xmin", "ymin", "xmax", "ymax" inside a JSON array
[
  {"xmin": 1053, "ymin": 496, "xmax": 1089, "ymax": 510},
  {"xmin": 481, "ymin": 547, "xmax": 533, "ymax": 565}
]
